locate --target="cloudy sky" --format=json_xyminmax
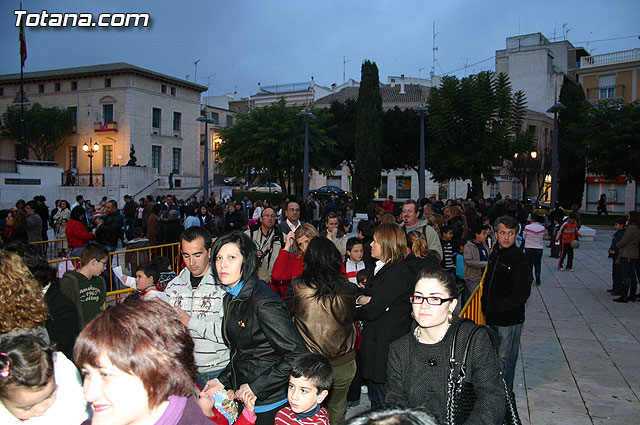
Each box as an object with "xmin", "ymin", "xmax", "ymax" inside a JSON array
[{"xmin": 1, "ymin": 0, "xmax": 638, "ymax": 98}]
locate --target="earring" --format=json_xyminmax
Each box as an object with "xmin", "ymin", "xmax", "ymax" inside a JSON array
[
  {"xmin": 447, "ymin": 311, "xmax": 454, "ymax": 323},
  {"xmin": 411, "ymin": 311, "xmax": 415, "ymax": 320}
]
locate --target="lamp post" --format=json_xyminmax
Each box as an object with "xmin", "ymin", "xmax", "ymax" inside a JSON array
[
  {"xmin": 416, "ymin": 105, "xmax": 428, "ymax": 200},
  {"xmin": 82, "ymin": 138, "xmax": 99, "ymax": 187},
  {"xmin": 196, "ymin": 116, "xmax": 217, "ymax": 201},
  {"xmin": 298, "ymin": 109, "xmax": 315, "ymax": 199},
  {"xmin": 547, "ymin": 102, "xmax": 566, "ymax": 206}
]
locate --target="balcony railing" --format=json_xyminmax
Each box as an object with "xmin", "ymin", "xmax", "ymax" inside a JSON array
[
  {"xmin": 61, "ymin": 172, "xmax": 104, "ymax": 186},
  {"xmin": 586, "ymin": 84, "xmax": 625, "ymax": 101},
  {"xmin": 580, "ymin": 48, "xmax": 640, "ymax": 68}
]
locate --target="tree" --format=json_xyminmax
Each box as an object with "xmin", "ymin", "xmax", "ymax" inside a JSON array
[
  {"xmin": 557, "ymin": 79, "xmax": 589, "ymax": 208},
  {"xmin": 353, "ymin": 60, "xmax": 383, "ymax": 210},
  {"xmin": 127, "ymin": 144, "xmax": 138, "ymax": 166},
  {"xmin": 2, "ymin": 103, "xmax": 75, "ymax": 160},
  {"xmin": 585, "ymin": 100, "xmax": 640, "ymax": 181},
  {"xmin": 327, "ymin": 98, "xmax": 357, "ymax": 175},
  {"xmin": 504, "ymin": 131, "xmax": 539, "ymax": 198},
  {"xmin": 427, "ymin": 71, "xmax": 527, "ymax": 197},
  {"xmin": 216, "ymin": 98, "xmax": 336, "ymax": 196},
  {"xmin": 381, "ymin": 106, "xmax": 421, "ymax": 172}
]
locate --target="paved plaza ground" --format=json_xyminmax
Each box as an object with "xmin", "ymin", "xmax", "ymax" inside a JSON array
[{"xmin": 346, "ymin": 224, "xmax": 640, "ymax": 424}]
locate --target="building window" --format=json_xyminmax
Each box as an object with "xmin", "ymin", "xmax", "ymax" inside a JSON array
[
  {"xmin": 490, "ymin": 183, "xmax": 500, "ymax": 198},
  {"xmin": 599, "ymin": 75, "xmax": 616, "ymax": 99},
  {"xmin": 172, "ymin": 148, "xmax": 181, "ymax": 174},
  {"xmin": 105, "ymin": 78, "xmax": 111, "ymax": 88},
  {"xmin": 103, "ymin": 145, "xmax": 113, "ymax": 167},
  {"xmin": 396, "ymin": 176, "xmax": 411, "ymax": 199},
  {"xmin": 69, "ymin": 146, "xmax": 77, "ymax": 169},
  {"xmin": 174, "ymin": 179, "xmax": 182, "ymax": 188},
  {"xmin": 161, "ymin": 84, "xmax": 167, "ymax": 94},
  {"xmin": 68, "ymin": 106, "xmax": 77, "ymax": 133},
  {"xmin": 173, "ymin": 112, "xmax": 181, "ymax": 133},
  {"xmin": 0, "ymin": 87, "xmax": 4, "ymax": 96},
  {"xmin": 39, "ymin": 84, "xmax": 44, "ymax": 93},
  {"xmin": 170, "ymin": 87, "xmax": 176, "ymax": 96},
  {"xmin": 151, "ymin": 146, "xmax": 161, "ymax": 172},
  {"xmin": 55, "ymin": 83, "xmax": 61, "ymax": 92},
  {"xmin": 210, "ymin": 112, "xmax": 219, "ymax": 122},
  {"xmin": 377, "ymin": 176, "xmax": 388, "ymax": 198},
  {"xmin": 512, "ymin": 181, "xmax": 522, "ymax": 200},
  {"xmin": 226, "ymin": 115, "xmax": 233, "ymax": 126},
  {"xmin": 102, "ymin": 104, "xmax": 114, "ymax": 123},
  {"xmin": 528, "ymin": 125, "xmax": 536, "ymax": 135},
  {"xmin": 152, "ymin": 108, "xmax": 161, "ymax": 130},
  {"xmin": 71, "ymin": 81, "xmax": 77, "ymax": 91}
]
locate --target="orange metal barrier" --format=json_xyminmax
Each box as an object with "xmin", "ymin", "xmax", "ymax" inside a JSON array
[
  {"xmin": 31, "ymin": 238, "xmax": 68, "ymax": 260},
  {"xmin": 106, "ymin": 242, "xmax": 181, "ymax": 292}
]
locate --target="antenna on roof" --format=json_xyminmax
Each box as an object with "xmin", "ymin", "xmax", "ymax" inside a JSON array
[
  {"xmin": 562, "ymin": 23, "xmax": 570, "ymax": 40},
  {"xmin": 193, "ymin": 60, "xmax": 200, "ymax": 83},
  {"xmin": 418, "ymin": 67, "xmax": 425, "ymax": 78},
  {"xmin": 431, "ymin": 22, "xmax": 438, "ymax": 79},
  {"xmin": 343, "ymin": 55, "xmax": 350, "ymax": 84}
]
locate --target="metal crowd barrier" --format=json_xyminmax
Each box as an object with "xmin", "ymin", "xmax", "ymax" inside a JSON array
[
  {"xmin": 458, "ymin": 248, "xmax": 490, "ymax": 325},
  {"xmin": 31, "ymin": 238, "xmax": 69, "ymax": 261}
]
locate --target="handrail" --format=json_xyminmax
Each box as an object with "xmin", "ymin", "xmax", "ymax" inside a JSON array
[
  {"xmin": 185, "ymin": 176, "xmax": 216, "ymax": 200},
  {"xmin": 132, "ymin": 178, "xmax": 160, "ymax": 199},
  {"xmin": 31, "ymin": 238, "xmax": 67, "ymax": 245}
]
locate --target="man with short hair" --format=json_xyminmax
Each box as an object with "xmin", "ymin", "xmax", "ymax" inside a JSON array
[
  {"xmin": 34, "ymin": 196, "xmax": 49, "ymax": 242},
  {"xmin": 400, "ymin": 199, "xmax": 443, "ymax": 261},
  {"xmin": 278, "ymin": 201, "xmax": 303, "ymax": 234},
  {"xmin": 95, "ymin": 200, "xmax": 124, "ymax": 252},
  {"xmin": 245, "ymin": 207, "xmax": 283, "ymax": 284},
  {"xmin": 162, "ymin": 226, "xmax": 228, "ymax": 387},
  {"xmin": 481, "ymin": 215, "xmax": 532, "ymax": 390},
  {"xmin": 122, "ymin": 195, "xmax": 138, "ymax": 240},
  {"xmin": 59, "ymin": 244, "xmax": 107, "ymax": 329},
  {"xmin": 24, "ymin": 200, "xmax": 43, "ymax": 242},
  {"xmin": 70, "ymin": 194, "xmax": 84, "ymax": 211}
]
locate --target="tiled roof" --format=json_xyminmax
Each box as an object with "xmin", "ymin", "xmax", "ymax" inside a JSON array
[
  {"xmin": 0, "ymin": 62, "xmax": 207, "ymax": 91},
  {"xmin": 315, "ymin": 84, "xmax": 430, "ymax": 107}
]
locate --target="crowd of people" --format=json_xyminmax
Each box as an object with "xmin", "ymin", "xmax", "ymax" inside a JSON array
[{"xmin": 2, "ymin": 187, "xmax": 614, "ymax": 425}]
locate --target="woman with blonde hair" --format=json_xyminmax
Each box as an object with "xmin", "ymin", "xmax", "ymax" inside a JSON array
[
  {"xmin": 355, "ymin": 222, "xmax": 413, "ymax": 410},
  {"xmin": 271, "ymin": 223, "xmax": 319, "ymax": 297},
  {"xmin": 405, "ymin": 230, "xmax": 442, "ymax": 279},
  {"xmin": 0, "ymin": 250, "xmax": 49, "ymax": 336}
]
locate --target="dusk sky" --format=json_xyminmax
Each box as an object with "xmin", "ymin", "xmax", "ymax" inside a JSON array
[{"xmin": 1, "ymin": 0, "xmax": 638, "ymax": 99}]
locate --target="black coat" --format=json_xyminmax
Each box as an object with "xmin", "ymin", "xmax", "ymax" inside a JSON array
[
  {"xmin": 159, "ymin": 219, "xmax": 184, "ymax": 245},
  {"xmin": 404, "ymin": 252, "xmax": 442, "ymax": 282},
  {"xmin": 481, "ymin": 243, "xmax": 532, "ymax": 326},
  {"xmin": 218, "ymin": 275, "xmax": 307, "ymax": 407},
  {"xmin": 95, "ymin": 211, "xmax": 124, "ymax": 247},
  {"xmin": 45, "ymin": 282, "xmax": 80, "ymax": 360},
  {"xmin": 357, "ymin": 260, "xmax": 414, "ymax": 383}
]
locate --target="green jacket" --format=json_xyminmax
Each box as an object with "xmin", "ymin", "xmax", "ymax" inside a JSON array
[{"xmin": 59, "ymin": 270, "xmax": 106, "ymax": 329}]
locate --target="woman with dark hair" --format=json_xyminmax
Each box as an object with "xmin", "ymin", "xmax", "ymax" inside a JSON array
[
  {"xmin": 198, "ymin": 204, "xmax": 212, "ymax": 227},
  {"xmin": 355, "ymin": 222, "xmax": 413, "ymax": 410},
  {"xmin": 614, "ymin": 210, "xmax": 640, "ymax": 302},
  {"xmin": 66, "ymin": 206, "xmax": 94, "ymax": 258},
  {"xmin": 204, "ymin": 231, "xmax": 307, "ymax": 425},
  {"xmin": 285, "ymin": 237, "xmax": 356, "ymax": 425},
  {"xmin": 2, "ymin": 210, "xmax": 28, "ymax": 245},
  {"xmin": 146, "ymin": 203, "xmax": 162, "ymax": 246},
  {"xmin": 75, "ymin": 299, "xmax": 211, "ymax": 424},
  {"xmin": 386, "ymin": 268, "xmax": 506, "ymax": 424}
]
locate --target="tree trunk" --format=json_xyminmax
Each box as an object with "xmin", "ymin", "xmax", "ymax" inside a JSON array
[{"xmin": 472, "ymin": 176, "xmax": 484, "ymax": 198}]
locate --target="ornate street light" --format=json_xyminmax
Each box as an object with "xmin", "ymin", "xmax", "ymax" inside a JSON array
[{"xmin": 82, "ymin": 138, "xmax": 99, "ymax": 186}]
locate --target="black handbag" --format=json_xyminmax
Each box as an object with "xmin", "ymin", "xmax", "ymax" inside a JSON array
[{"xmin": 445, "ymin": 320, "xmax": 522, "ymax": 425}]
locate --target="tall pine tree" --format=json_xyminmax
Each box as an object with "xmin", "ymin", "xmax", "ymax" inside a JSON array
[{"xmin": 353, "ymin": 60, "xmax": 382, "ymax": 211}]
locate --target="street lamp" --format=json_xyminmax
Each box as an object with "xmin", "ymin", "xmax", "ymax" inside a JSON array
[
  {"xmin": 82, "ymin": 138, "xmax": 99, "ymax": 187},
  {"xmin": 298, "ymin": 109, "xmax": 315, "ymax": 199},
  {"xmin": 547, "ymin": 102, "xmax": 566, "ymax": 206},
  {"xmin": 416, "ymin": 105, "xmax": 428, "ymax": 200},
  {"xmin": 196, "ymin": 116, "xmax": 217, "ymax": 201}
]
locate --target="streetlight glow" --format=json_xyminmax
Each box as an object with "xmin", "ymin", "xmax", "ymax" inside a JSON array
[{"xmin": 531, "ymin": 151, "xmax": 537, "ymax": 159}]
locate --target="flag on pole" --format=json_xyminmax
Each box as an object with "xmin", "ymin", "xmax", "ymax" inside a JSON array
[{"xmin": 19, "ymin": 3, "xmax": 27, "ymax": 69}]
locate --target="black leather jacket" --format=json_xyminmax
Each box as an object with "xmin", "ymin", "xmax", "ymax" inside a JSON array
[
  {"xmin": 95, "ymin": 211, "xmax": 124, "ymax": 247},
  {"xmin": 218, "ymin": 275, "xmax": 307, "ymax": 407}
]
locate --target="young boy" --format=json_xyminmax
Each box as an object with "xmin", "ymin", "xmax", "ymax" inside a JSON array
[
  {"xmin": 120, "ymin": 262, "xmax": 163, "ymax": 302},
  {"xmin": 608, "ymin": 218, "xmax": 626, "ymax": 295},
  {"xmin": 59, "ymin": 244, "xmax": 107, "ymax": 329},
  {"xmin": 557, "ymin": 213, "xmax": 581, "ymax": 271},
  {"xmin": 345, "ymin": 237, "xmax": 369, "ymax": 286},
  {"xmin": 275, "ymin": 353, "xmax": 333, "ymax": 425},
  {"xmin": 152, "ymin": 255, "xmax": 177, "ymax": 291},
  {"xmin": 440, "ymin": 225, "xmax": 456, "ymax": 275},
  {"xmin": 463, "ymin": 224, "xmax": 489, "ymax": 306}
]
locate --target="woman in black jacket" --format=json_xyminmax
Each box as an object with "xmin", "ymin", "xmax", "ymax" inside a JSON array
[
  {"xmin": 355, "ymin": 222, "xmax": 414, "ymax": 410},
  {"xmin": 404, "ymin": 230, "xmax": 442, "ymax": 278},
  {"xmin": 386, "ymin": 267, "xmax": 505, "ymax": 424},
  {"xmin": 204, "ymin": 231, "xmax": 307, "ymax": 425}
]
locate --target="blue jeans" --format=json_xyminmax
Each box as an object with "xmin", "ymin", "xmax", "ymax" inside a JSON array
[
  {"xmin": 196, "ymin": 368, "xmax": 224, "ymax": 390},
  {"xmin": 489, "ymin": 323, "xmax": 522, "ymax": 390}
]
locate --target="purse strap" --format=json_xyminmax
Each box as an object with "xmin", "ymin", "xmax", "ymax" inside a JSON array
[{"xmin": 448, "ymin": 318, "xmax": 474, "ymax": 371}]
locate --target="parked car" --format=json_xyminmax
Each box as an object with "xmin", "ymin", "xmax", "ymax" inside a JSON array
[
  {"xmin": 250, "ymin": 182, "xmax": 282, "ymax": 194},
  {"xmin": 309, "ymin": 185, "xmax": 348, "ymax": 198},
  {"xmin": 224, "ymin": 176, "xmax": 244, "ymax": 186}
]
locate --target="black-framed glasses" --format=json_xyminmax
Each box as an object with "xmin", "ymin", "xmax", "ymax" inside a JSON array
[{"xmin": 410, "ymin": 295, "xmax": 455, "ymax": 305}]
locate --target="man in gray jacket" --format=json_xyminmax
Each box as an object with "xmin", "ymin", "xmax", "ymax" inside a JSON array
[
  {"xmin": 24, "ymin": 200, "xmax": 43, "ymax": 242},
  {"xmin": 400, "ymin": 199, "xmax": 443, "ymax": 261},
  {"xmin": 163, "ymin": 226, "xmax": 229, "ymax": 387}
]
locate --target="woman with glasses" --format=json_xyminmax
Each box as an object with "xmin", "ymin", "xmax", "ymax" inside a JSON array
[
  {"xmin": 355, "ymin": 222, "xmax": 413, "ymax": 410},
  {"xmin": 386, "ymin": 267, "xmax": 505, "ymax": 424}
]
